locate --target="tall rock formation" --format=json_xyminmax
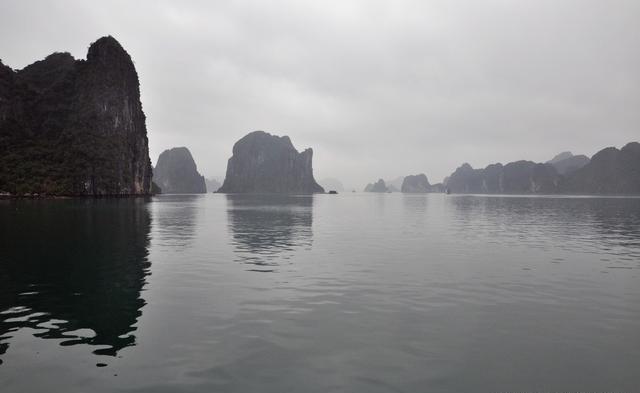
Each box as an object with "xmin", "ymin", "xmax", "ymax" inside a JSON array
[
  {"xmin": 217, "ymin": 131, "xmax": 324, "ymax": 194},
  {"xmin": 153, "ymin": 147, "xmax": 206, "ymax": 194},
  {"xmin": 0, "ymin": 36, "xmax": 152, "ymax": 196},
  {"xmin": 402, "ymin": 174, "xmax": 436, "ymax": 193}
]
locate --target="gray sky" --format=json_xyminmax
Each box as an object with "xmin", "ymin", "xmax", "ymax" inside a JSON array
[{"xmin": 1, "ymin": 0, "xmax": 639, "ymax": 188}]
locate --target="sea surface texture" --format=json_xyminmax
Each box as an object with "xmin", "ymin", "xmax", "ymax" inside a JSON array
[{"xmin": 1, "ymin": 194, "xmax": 639, "ymax": 392}]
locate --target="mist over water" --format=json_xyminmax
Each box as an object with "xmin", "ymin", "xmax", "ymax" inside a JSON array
[{"xmin": 1, "ymin": 194, "xmax": 639, "ymax": 392}]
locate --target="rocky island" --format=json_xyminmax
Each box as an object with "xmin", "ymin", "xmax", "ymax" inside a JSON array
[
  {"xmin": 153, "ymin": 147, "xmax": 206, "ymax": 194},
  {"xmin": 401, "ymin": 174, "xmax": 443, "ymax": 193},
  {"xmin": 0, "ymin": 36, "xmax": 152, "ymax": 196},
  {"xmin": 217, "ymin": 131, "xmax": 324, "ymax": 194}
]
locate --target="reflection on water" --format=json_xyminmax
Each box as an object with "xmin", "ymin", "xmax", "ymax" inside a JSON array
[
  {"xmin": 0, "ymin": 199, "xmax": 151, "ymax": 358},
  {"xmin": 1, "ymin": 194, "xmax": 639, "ymax": 392},
  {"xmin": 152, "ymin": 194, "xmax": 200, "ymax": 249},
  {"xmin": 225, "ymin": 194, "xmax": 313, "ymax": 271},
  {"xmin": 446, "ymin": 196, "xmax": 640, "ymax": 263}
]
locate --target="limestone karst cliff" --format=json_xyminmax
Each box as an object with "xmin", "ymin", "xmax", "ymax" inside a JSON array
[
  {"xmin": 217, "ymin": 131, "xmax": 324, "ymax": 194},
  {"xmin": 0, "ymin": 36, "xmax": 152, "ymax": 195},
  {"xmin": 153, "ymin": 147, "xmax": 206, "ymax": 194}
]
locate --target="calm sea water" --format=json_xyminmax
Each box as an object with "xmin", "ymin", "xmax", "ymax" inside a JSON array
[{"xmin": 1, "ymin": 193, "xmax": 639, "ymax": 392}]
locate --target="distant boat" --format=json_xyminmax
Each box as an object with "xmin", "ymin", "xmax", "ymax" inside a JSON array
[{"xmin": 328, "ymin": 190, "xmax": 338, "ymax": 194}]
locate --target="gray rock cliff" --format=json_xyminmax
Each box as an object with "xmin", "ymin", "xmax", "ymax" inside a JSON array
[
  {"xmin": 560, "ymin": 142, "xmax": 640, "ymax": 194},
  {"xmin": 401, "ymin": 173, "xmax": 440, "ymax": 193},
  {"xmin": 153, "ymin": 147, "xmax": 206, "ymax": 194},
  {"xmin": 0, "ymin": 36, "xmax": 152, "ymax": 195},
  {"xmin": 217, "ymin": 131, "xmax": 324, "ymax": 194}
]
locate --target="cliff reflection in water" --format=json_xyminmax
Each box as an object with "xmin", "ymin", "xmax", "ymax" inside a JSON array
[
  {"xmin": 225, "ymin": 194, "xmax": 314, "ymax": 271},
  {"xmin": 446, "ymin": 195, "xmax": 640, "ymax": 261},
  {"xmin": 0, "ymin": 199, "xmax": 151, "ymax": 358}
]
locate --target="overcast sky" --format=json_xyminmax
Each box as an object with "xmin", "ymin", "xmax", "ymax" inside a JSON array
[{"xmin": 1, "ymin": 0, "xmax": 639, "ymax": 188}]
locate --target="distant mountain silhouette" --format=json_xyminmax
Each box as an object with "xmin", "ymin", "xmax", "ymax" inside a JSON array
[
  {"xmin": 546, "ymin": 151, "xmax": 590, "ymax": 175},
  {"xmin": 0, "ymin": 36, "xmax": 152, "ymax": 196},
  {"xmin": 205, "ymin": 177, "xmax": 221, "ymax": 193},
  {"xmin": 445, "ymin": 142, "xmax": 640, "ymax": 195},
  {"xmin": 446, "ymin": 161, "xmax": 559, "ymax": 194},
  {"xmin": 547, "ymin": 151, "xmax": 574, "ymax": 164},
  {"xmin": 218, "ymin": 131, "xmax": 324, "ymax": 194},
  {"xmin": 551, "ymin": 155, "xmax": 590, "ymax": 175},
  {"xmin": 364, "ymin": 179, "xmax": 390, "ymax": 192}
]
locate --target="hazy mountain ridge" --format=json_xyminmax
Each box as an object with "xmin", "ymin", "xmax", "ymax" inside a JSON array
[
  {"xmin": 445, "ymin": 143, "xmax": 640, "ymax": 195},
  {"xmin": 153, "ymin": 147, "xmax": 206, "ymax": 194},
  {"xmin": 0, "ymin": 36, "xmax": 152, "ymax": 196},
  {"xmin": 545, "ymin": 151, "xmax": 590, "ymax": 175},
  {"xmin": 559, "ymin": 142, "xmax": 640, "ymax": 195}
]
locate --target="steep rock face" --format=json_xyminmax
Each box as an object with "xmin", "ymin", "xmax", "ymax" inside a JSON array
[
  {"xmin": 0, "ymin": 36, "xmax": 152, "ymax": 195},
  {"xmin": 560, "ymin": 142, "xmax": 640, "ymax": 194},
  {"xmin": 446, "ymin": 161, "xmax": 559, "ymax": 194},
  {"xmin": 364, "ymin": 179, "xmax": 389, "ymax": 192},
  {"xmin": 217, "ymin": 131, "xmax": 324, "ymax": 194},
  {"xmin": 401, "ymin": 174, "xmax": 432, "ymax": 193},
  {"xmin": 401, "ymin": 174, "xmax": 444, "ymax": 193},
  {"xmin": 445, "ymin": 163, "xmax": 484, "ymax": 193},
  {"xmin": 153, "ymin": 147, "xmax": 206, "ymax": 194}
]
